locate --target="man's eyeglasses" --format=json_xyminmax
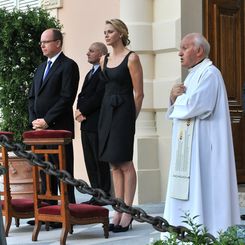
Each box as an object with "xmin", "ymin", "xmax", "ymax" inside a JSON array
[{"xmin": 39, "ymin": 39, "xmax": 58, "ymax": 45}]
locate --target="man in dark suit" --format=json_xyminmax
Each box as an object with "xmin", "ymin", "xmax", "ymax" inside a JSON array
[
  {"xmin": 75, "ymin": 42, "xmax": 111, "ymax": 205},
  {"xmin": 28, "ymin": 28, "xmax": 80, "ymax": 206}
]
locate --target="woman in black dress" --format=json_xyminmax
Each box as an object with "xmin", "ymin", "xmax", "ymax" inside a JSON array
[{"xmin": 98, "ymin": 19, "xmax": 144, "ymax": 232}]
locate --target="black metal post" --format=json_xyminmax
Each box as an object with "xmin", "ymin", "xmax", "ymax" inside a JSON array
[
  {"xmin": 0, "ymin": 166, "xmax": 7, "ymax": 245},
  {"xmin": 0, "ymin": 205, "xmax": 7, "ymax": 245}
]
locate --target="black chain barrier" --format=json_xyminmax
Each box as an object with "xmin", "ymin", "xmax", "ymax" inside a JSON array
[
  {"xmin": 0, "ymin": 152, "xmax": 7, "ymax": 245},
  {"xmin": 0, "ymin": 165, "xmax": 6, "ymax": 176},
  {"xmin": 0, "ymin": 135, "xmax": 216, "ymax": 243}
]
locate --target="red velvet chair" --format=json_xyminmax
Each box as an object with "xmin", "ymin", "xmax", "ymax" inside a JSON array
[
  {"xmin": 0, "ymin": 131, "xmax": 45, "ymax": 236},
  {"xmin": 23, "ymin": 130, "xmax": 109, "ymax": 245}
]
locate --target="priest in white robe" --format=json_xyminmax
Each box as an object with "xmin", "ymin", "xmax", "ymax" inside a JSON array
[{"xmin": 162, "ymin": 33, "xmax": 240, "ymax": 237}]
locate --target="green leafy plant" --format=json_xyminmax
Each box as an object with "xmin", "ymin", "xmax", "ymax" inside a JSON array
[
  {"xmin": 149, "ymin": 212, "xmax": 244, "ymax": 245},
  {"xmin": 0, "ymin": 7, "xmax": 61, "ymax": 142}
]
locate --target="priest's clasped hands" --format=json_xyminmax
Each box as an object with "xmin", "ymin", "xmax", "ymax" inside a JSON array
[{"xmin": 170, "ymin": 83, "xmax": 186, "ymax": 104}]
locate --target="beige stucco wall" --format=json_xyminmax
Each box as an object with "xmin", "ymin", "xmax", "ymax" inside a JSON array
[
  {"xmin": 16, "ymin": 0, "xmax": 202, "ymax": 205},
  {"xmin": 53, "ymin": 0, "xmax": 120, "ymax": 183},
  {"xmin": 120, "ymin": 0, "xmax": 202, "ymax": 204}
]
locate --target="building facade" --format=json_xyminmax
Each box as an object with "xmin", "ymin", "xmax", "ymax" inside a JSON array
[{"xmin": 0, "ymin": 0, "xmax": 203, "ymax": 204}]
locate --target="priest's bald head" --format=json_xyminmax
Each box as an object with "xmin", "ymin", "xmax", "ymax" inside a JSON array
[{"xmin": 178, "ymin": 33, "xmax": 210, "ymax": 68}]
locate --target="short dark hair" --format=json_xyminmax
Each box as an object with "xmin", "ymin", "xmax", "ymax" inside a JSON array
[
  {"xmin": 93, "ymin": 42, "xmax": 108, "ymax": 55},
  {"xmin": 52, "ymin": 28, "xmax": 63, "ymax": 46}
]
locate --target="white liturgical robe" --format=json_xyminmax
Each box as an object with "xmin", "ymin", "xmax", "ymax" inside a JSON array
[{"xmin": 163, "ymin": 58, "xmax": 240, "ymax": 236}]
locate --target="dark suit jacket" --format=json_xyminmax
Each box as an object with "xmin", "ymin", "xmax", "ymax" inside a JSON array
[
  {"xmin": 28, "ymin": 52, "xmax": 80, "ymax": 137},
  {"xmin": 76, "ymin": 67, "xmax": 105, "ymax": 132}
]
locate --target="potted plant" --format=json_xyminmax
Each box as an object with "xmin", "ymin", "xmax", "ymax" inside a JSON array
[{"xmin": 0, "ymin": 7, "xmax": 61, "ymax": 198}]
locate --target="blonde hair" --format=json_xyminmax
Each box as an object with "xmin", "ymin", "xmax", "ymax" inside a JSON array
[{"xmin": 105, "ymin": 19, "xmax": 130, "ymax": 46}]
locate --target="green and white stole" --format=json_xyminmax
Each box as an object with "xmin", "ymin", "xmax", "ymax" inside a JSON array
[{"xmin": 169, "ymin": 118, "xmax": 195, "ymax": 200}]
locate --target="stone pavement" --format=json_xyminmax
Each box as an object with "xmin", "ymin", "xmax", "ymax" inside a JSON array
[
  {"xmin": 5, "ymin": 193, "xmax": 164, "ymax": 245},
  {"xmin": 4, "ymin": 192, "xmax": 245, "ymax": 245}
]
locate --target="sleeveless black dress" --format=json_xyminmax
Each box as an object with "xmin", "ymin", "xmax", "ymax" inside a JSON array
[{"xmin": 98, "ymin": 52, "xmax": 136, "ymax": 164}]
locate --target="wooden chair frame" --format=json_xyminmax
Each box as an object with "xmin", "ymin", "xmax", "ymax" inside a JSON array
[
  {"xmin": 23, "ymin": 135, "xmax": 109, "ymax": 245},
  {"xmin": 0, "ymin": 134, "xmax": 34, "ymax": 237}
]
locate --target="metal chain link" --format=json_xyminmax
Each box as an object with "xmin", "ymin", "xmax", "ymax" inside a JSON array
[
  {"xmin": 0, "ymin": 166, "xmax": 6, "ymax": 176},
  {"xmin": 0, "ymin": 135, "xmax": 216, "ymax": 243}
]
